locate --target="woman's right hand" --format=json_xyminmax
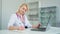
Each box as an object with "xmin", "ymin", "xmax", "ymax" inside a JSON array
[{"xmin": 18, "ymin": 26, "xmax": 25, "ymax": 30}]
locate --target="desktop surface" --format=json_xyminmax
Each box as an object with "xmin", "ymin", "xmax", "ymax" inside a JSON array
[{"xmin": 0, "ymin": 27, "xmax": 60, "ymax": 34}]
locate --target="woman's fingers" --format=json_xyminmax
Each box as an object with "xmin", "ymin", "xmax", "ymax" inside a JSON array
[
  {"xmin": 37, "ymin": 24, "xmax": 41, "ymax": 28},
  {"xmin": 18, "ymin": 26, "xmax": 25, "ymax": 30}
]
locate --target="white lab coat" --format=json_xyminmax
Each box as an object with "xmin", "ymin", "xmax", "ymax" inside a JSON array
[{"xmin": 8, "ymin": 14, "xmax": 32, "ymax": 28}]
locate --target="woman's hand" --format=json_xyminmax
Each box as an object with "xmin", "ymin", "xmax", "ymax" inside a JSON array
[
  {"xmin": 36, "ymin": 24, "xmax": 40, "ymax": 28},
  {"xmin": 18, "ymin": 26, "xmax": 25, "ymax": 30},
  {"xmin": 32, "ymin": 23, "xmax": 41, "ymax": 28}
]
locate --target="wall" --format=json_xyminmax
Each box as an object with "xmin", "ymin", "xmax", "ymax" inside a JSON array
[{"xmin": 0, "ymin": 0, "xmax": 2, "ymax": 30}]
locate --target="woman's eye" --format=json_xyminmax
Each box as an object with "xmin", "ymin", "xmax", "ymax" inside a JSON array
[
  {"xmin": 23, "ymin": 8, "xmax": 26, "ymax": 11},
  {"xmin": 23, "ymin": 8, "xmax": 25, "ymax": 10}
]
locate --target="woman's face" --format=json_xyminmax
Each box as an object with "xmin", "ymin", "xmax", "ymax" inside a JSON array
[{"xmin": 19, "ymin": 5, "xmax": 27, "ymax": 15}]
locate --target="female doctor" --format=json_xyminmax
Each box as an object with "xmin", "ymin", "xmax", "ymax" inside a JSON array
[{"xmin": 8, "ymin": 3, "xmax": 40, "ymax": 30}]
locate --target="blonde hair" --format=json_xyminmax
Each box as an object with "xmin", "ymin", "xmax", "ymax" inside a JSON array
[
  {"xmin": 16, "ymin": 3, "xmax": 28, "ymax": 13},
  {"xmin": 19, "ymin": 3, "xmax": 28, "ymax": 10}
]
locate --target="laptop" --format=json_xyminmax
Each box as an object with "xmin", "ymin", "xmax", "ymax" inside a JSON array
[{"xmin": 31, "ymin": 15, "xmax": 51, "ymax": 32}]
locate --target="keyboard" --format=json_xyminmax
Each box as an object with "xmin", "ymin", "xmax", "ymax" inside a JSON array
[{"xmin": 31, "ymin": 28, "xmax": 46, "ymax": 31}]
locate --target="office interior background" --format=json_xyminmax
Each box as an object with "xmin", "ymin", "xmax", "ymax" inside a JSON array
[{"xmin": 0, "ymin": 0, "xmax": 60, "ymax": 30}]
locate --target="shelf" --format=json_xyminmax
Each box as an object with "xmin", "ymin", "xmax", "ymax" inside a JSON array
[
  {"xmin": 28, "ymin": 15, "xmax": 39, "ymax": 18},
  {"xmin": 27, "ymin": 1, "xmax": 39, "ymax": 22},
  {"xmin": 28, "ymin": 2, "xmax": 38, "ymax": 10},
  {"xmin": 28, "ymin": 18, "xmax": 39, "ymax": 21},
  {"xmin": 29, "ymin": 8, "xmax": 39, "ymax": 11}
]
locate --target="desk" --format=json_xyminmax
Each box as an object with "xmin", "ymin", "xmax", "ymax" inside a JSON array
[{"xmin": 0, "ymin": 27, "xmax": 60, "ymax": 34}]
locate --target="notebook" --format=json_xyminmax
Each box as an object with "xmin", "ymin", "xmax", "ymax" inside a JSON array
[{"xmin": 31, "ymin": 15, "xmax": 51, "ymax": 32}]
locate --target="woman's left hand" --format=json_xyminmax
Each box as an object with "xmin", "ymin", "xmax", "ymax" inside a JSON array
[
  {"xmin": 36, "ymin": 24, "xmax": 41, "ymax": 28},
  {"xmin": 32, "ymin": 23, "xmax": 41, "ymax": 28}
]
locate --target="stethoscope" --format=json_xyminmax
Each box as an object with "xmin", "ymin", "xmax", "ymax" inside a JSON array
[
  {"xmin": 16, "ymin": 13, "xmax": 28, "ymax": 28},
  {"xmin": 16, "ymin": 13, "xmax": 28, "ymax": 27}
]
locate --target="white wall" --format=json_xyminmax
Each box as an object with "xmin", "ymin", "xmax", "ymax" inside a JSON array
[
  {"xmin": 0, "ymin": 0, "xmax": 2, "ymax": 29},
  {"xmin": 39, "ymin": 0, "xmax": 60, "ymax": 23}
]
